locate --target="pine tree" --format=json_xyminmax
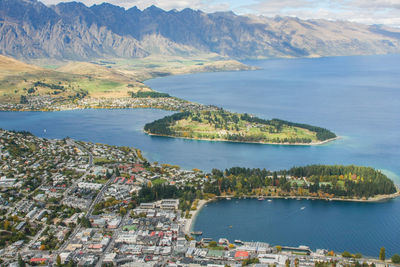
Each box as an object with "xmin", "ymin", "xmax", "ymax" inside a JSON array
[
  {"xmin": 379, "ymin": 247, "xmax": 385, "ymax": 261},
  {"xmin": 56, "ymin": 254, "xmax": 62, "ymax": 266},
  {"xmin": 18, "ymin": 254, "xmax": 25, "ymax": 267}
]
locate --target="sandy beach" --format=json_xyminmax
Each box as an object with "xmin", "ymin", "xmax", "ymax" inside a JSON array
[{"xmin": 184, "ymin": 199, "xmax": 209, "ymax": 234}]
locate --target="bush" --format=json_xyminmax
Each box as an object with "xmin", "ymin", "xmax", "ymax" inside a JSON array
[
  {"xmin": 209, "ymin": 241, "xmax": 218, "ymax": 247},
  {"xmin": 392, "ymin": 254, "xmax": 400, "ymax": 264},
  {"xmin": 342, "ymin": 251, "xmax": 352, "ymax": 258}
]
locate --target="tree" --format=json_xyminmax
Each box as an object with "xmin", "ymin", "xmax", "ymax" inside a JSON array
[
  {"xmin": 342, "ymin": 251, "xmax": 352, "ymax": 258},
  {"xmin": 391, "ymin": 254, "xmax": 400, "ymax": 264},
  {"xmin": 285, "ymin": 259, "xmax": 290, "ymax": 267},
  {"xmin": 276, "ymin": 245, "xmax": 282, "ymax": 252},
  {"xmin": 80, "ymin": 217, "xmax": 92, "ymax": 228},
  {"xmin": 379, "ymin": 247, "xmax": 385, "ymax": 261},
  {"xmin": 209, "ymin": 241, "xmax": 218, "ymax": 247},
  {"xmin": 56, "ymin": 254, "xmax": 62, "ymax": 266},
  {"xmin": 18, "ymin": 253, "xmax": 25, "ymax": 267},
  {"xmin": 3, "ymin": 220, "xmax": 10, "ymax": 231},
  {"xmin": 119, "ymin": 207, "xmax": 127, "ymax": 216}
]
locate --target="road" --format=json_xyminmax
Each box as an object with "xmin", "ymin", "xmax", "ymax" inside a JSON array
[
  {"xmin": 62, "ymin": 139, "xmax": 94, "ymax": 198},
  {"xmin": 67, "ymin": 139, "xmax": 93, "ymax": 166},
  {"xmin": 21, "ymin": 225, "xmax": 47, "ymax": 252},
  {"xmin": 95, "ymin": 212, "xmax": 130, "ymax": 267},
  {"xmin": 58, "ymin": 174, "xmax": 114, "ymax": 252}
]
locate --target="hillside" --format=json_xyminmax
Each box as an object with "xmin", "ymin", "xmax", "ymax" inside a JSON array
[
  {"xmin": 0, "ymin": 55, "xmax": 44, "ymax": 77},
  {"xmin": 1, "ymin": 0, "xmax": 400, "ymax": 60},
  {"xmin": 144, "ymin": 110, "xmax": 337, "ymax": 145},
  {"xmin": 0, "ymin": 54, "xmax": 250, "ymax": 104},
  {"xmin": 0, "ymin": 55, "xmax": 146, "ymax": 103}
]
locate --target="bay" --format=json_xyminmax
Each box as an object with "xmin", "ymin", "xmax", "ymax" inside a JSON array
[
  {"xmin": 1, "ymin": 54, "xmax": 400, "ymax": 256},
  {"xmin": 192, "ymin": 198, "xmax": 400, "ymax": 257}
]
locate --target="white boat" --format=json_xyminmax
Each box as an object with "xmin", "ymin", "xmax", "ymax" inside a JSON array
[
  {"xmin": 267, "ymin": 199, "xmax": 272, "ymax": 202},
  {"xmin": 226, "ymin": 197, "xmax": 231, "ymax": 200},
  {"xmin": 300, "ymin": 206, "xmax": 306, "ymax": 210}
]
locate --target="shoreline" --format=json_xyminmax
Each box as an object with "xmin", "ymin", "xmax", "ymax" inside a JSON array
[
  {"xmin": 184, "ymin": 199, "xmax": 208, "ymax": 234},
  {"xmin": 146, "ymin": 131, "xmax": 340, "ymax": 146},
  {"xmin": 213, "ymin": 190, "xmax": 400, "ymax": 203},
  {"xmin": 184, "ymin": 189, "xmax": 400, "ymax": 235},
  {"xmin": 0, "ymin": 105, "xmax": 180, "ymax": 113}
]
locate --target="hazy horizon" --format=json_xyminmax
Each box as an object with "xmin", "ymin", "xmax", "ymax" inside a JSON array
[{"xmin": 38, "ymin": 0, "xmax": 400, "ymax": 27}]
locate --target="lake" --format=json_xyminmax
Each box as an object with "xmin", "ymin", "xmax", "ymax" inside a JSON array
[
  {"xmin": 192, "ymin": 197, "xmax": 400, "ymax": 257},
  {"xmin": 1, "ymin": 54, "xmax": 399, "ymax": 256}
]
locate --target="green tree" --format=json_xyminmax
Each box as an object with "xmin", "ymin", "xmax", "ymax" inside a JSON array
[
  {"xmin": 342, "ymin": 251, "xmax": 352, "ymax": 258},
  {"xmin": 18, "ymin": 254, "xmax": 25, "ymax": 267},
  {"xmin": 285, "ymin": 259, "xmax": 290, "ymax": 267},
  {"xmin": 379, "ymin": 247, "xmax": 385, "ymax": 261},
  {"xmin": 209, "ymin": 241, "xmax": 218, "ymax": 247},
  {"xmin": 3, "ymin": 220, "xmax": 10, "ymax": 231},
  {"xmin": 119, "ymin": 207, "xmax": 127, "ymax": 216},
  {"xmin": 56, "ymin": 254, "xmax": 62, "ymax": 266},
  {"xmin": 391, "ymin": 254, "xmax": 400, "ymax": 263}
]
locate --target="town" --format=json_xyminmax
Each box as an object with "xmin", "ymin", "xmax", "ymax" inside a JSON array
[
  {"xmin": 0, "ymin": 129, "xmax": 395, "ymax": 266},
  {"xmin": 0, "ymin": 95, "xmax": 219, "ymax": 113}
]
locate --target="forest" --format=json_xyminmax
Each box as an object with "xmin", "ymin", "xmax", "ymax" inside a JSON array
[
  {"xmin": 130, "ymin": 91, "xmax": 171, "ymax": 98},
  {"xmin": 202, "ymin": 165, "xmax": 396, "ymax": 199}
]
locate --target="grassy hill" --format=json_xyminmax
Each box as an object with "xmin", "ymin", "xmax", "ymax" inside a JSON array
[
  {"xmin": 144, "ymin": 110, "xmax": 337, "ymax": 145},
  {"xmin": 0, "ymin": 57, "xmax": 142, "ymax": 104},
  {"xmin": 0, "ymin": 54, "xmax": 250, "ymax": 104}
]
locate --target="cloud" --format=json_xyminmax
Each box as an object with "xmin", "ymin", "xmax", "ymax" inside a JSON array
[
  {"xmin": 39, "ymin": 0, "xmax": 400, "ymax": 27},
  {"xmin": 238, "ymin": 0, "xmax": 400, "ymax": 27}
]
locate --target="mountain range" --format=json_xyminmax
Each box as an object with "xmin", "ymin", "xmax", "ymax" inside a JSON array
[{"xmin": 1, "ymin": 0, "xmax": 400, "ymax": 61}]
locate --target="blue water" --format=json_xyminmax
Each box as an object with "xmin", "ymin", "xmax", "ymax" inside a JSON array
[
  {"xmin": 146, "ymin": 55, "xmax": 400, "ymax": 181},
  {"xmin": 1, "ymin": 54, "xmax": 400, "ymax": 255},
  {"xmin": 193, "ymin": 198, "xmax": 400, "ymax": 257}
]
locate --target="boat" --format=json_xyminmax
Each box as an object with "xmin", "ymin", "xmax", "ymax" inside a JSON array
[
  {"xmin": 229, "ymin": 225, "xmax": 233, "ymax": 228},
  {"xmin": 190, "ymin": 231, "xmax": 203, "ymax": 236},
  {"xmin": 300, "ymin": 206, "xmax": 306, "ymax": 210},
  {"xmin": 226, "ymin": 197, "xmax": 231, "ymax": 200},
  {"xmin": 258, "ymin": 197, "xmax": 265, "ymax": 201},
  {"xmin": 234, "ymin": 240, "xmax": 244, "ymax": 245},
  {"xmin": 267, "ymin": 199, "xmax": 272, "ymax": 202}
]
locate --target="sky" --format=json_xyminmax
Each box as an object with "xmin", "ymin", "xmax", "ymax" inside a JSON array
[{"xmin": 40, "ymin": 0, "xmax": 400, "ymax": 27}]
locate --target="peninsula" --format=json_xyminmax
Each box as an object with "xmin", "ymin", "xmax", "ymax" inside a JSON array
[{"xmin": 144, "ymin": 110, "xmax": 337, "ymax": 145}]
